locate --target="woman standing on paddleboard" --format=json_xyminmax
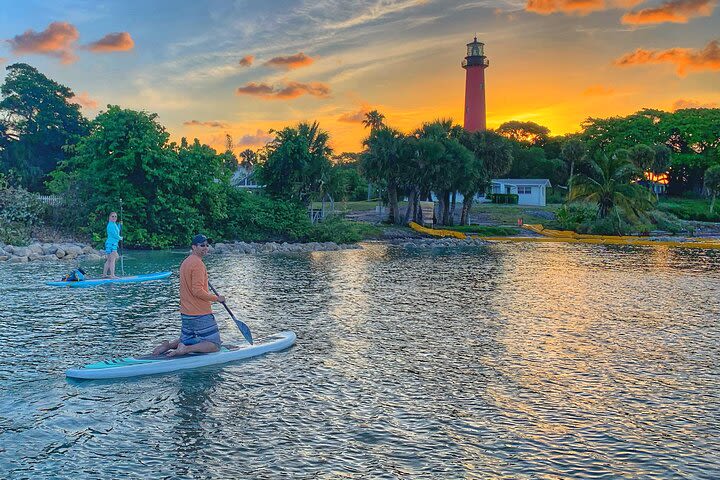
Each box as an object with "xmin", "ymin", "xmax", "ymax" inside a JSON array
[{"xmin": 102, "ymin": 211, "xmax": 123, "ymax": 278}]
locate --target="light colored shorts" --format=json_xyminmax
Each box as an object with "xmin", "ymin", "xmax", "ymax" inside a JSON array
[{"xmin": 180, "ymin": 313, "xmax": 222, "ymax": 347}]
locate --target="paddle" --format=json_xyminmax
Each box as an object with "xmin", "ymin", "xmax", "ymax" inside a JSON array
[
  {"xmin": 208, "ymin": 281, "xmax": 254, "ymax": 344},
  {"xmin": 119, "ymin": 198, "xmax": 125, "ymax": 276}
]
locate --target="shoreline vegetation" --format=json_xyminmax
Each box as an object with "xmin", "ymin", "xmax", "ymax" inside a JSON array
[{"xmin": 1, "ymin": 63, "xmax": 720, "ymax": 253}]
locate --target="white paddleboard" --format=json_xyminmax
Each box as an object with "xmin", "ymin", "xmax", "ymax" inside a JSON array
[{"xmin": 66, "ymin": 331, "xmax": 296, "ymax": 379}]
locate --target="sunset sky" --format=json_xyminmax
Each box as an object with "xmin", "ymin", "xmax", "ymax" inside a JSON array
[{"xmin": 1, "ymin": 0, "xmax": 718, "ymax": 154}]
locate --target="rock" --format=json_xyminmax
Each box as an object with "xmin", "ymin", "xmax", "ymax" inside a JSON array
[
  {"xmin": 43, "ymin": 245, "xmax": 58, "ymax": 255},
  {"xmin": 0, "ymin": 255, "xmax": 8, "ymax": 261},
  {"xmin": 41, "ymin": 255, "xmax": 58, "ymax": 261},
  {"xmin": 64, "ymin": 245, "xmax": 83, "ymax": 257},
  {"xmin": 82, "ymin": 245, "xmax": 94, "ymax": 254},
  {"xmin": 55, "ymin": 249, "xmax": 66, "ymax": 259},
  {"xmin": 0, "ymin": 247, "xmax": 6, "ymax": 256},
  {"xmin": 4, "ymin": 245, "xmax": 14, "ymax": 254},
  {"xmin": 12, "ymin": 247, "xmax": 29, "ymax": 257},
  {"xmin": 29, "ymin": 243, "xmax": 44, "ymax": 255},
  {"xmin": 84, "ymin": 253, "xmax": 103, "ymax": 262},
  {"xmin": 9, "ymin": 255, "xmax": 28, "ymax": 263},
  {"xmin": 28, "ymin": 253, "xmax": 41, "ymax": 261}
]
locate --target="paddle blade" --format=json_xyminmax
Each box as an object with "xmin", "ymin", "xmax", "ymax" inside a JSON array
[{"xmin": 233, "ymin": 316, "xmax": 254, "ymax": 344}]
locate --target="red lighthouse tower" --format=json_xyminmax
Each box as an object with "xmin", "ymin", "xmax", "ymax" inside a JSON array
[{"xmin": 462, "ymin": 37, "xmax": 489, "ymax": 132}]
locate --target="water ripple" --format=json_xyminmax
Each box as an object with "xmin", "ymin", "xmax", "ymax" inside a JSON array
[{"xmin": 1, "ymin": 243, "xmax": 719, "ymax": 478}]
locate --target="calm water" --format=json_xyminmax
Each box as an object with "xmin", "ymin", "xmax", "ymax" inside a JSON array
[{"xmin": 1, "ymin": 242, "xmax": 719, "ymax": 479}]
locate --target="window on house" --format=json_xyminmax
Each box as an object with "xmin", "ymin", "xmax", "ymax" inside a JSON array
[{"xmin": 518, "ymin": 186, "xmax": 532, "ymax": 194}]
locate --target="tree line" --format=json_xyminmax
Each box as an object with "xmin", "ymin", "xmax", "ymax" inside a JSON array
[{"xmin": 1, "ymin": 62, "xmax": 719, "ymax": 238}]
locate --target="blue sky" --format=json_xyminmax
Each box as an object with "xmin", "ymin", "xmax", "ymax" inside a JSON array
[{"xmin": 1, "ymin": 0, "xmax": 718, "ymax": 152}]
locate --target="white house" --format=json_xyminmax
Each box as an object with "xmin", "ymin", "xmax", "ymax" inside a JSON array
[
  {"xmin": 231, "ymin": 166, "xmax": 261, "ymax": 190},
  {"xmin": 491, "ymin": 178, "xmax": 551, "ymax": 206}
]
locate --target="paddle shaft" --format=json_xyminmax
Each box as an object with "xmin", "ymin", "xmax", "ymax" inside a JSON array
[
  {"xmin": 119, "ymin": 198, "xmax": 125, "ymax": 276},
  {"xmin": 208, "ymin": 281, "xmax": 253, "ymax": 344}
]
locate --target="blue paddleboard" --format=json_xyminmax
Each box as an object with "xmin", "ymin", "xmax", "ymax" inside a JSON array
[
  {"xmin": 66, "ymin": 331, "xmax": 296, "ymax": 379},
  {"xmin": 47, "ymin": 271, "xmax": 172, "ymax": 288}
]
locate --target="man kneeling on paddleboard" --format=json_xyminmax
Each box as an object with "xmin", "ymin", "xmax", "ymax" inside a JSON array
[{"xmin": 153, "ymin": 234, "xmax": 226, "ymax": 357}]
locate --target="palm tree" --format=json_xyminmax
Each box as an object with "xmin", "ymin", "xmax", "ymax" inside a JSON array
[
  {"xmin": 561, "ymin": 138, "xmax": 587, "ymax": 188},
  {"xmin": 361, "ymin": 127, "xmax": 407, "ymax": 224},
  {"xmin": 569, "ymin": 154, "xmax": 652, "ymax": 220},
  {"xmin": 239, "ymin": 149, "xmax": 256, "ymax": 169},
  {"xmin": 362, "ymin": 110, "xmax": 385, "ymax": 131}
]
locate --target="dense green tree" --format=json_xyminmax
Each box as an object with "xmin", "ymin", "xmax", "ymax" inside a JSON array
[
  {"xmin": 0, "ymin": 63, "xmax": 88, "ymax": 191},
  {"xmin": 497, "ymin": 121, "xmax": 550, "ymax": 146},
  {"xmin": 580, "ymin": 111, "xmax": 658, "ymax": 155},
  {"xmin": 49, "ymin": 106, "xmax": 230, "ymax": 247},
  {"xmin": 569, "ymin": 154, "xmax": 652, "ymax": 220},
  {"xmin": 257, "ymin": 122, "xmax": 332, "ymax": 205}
]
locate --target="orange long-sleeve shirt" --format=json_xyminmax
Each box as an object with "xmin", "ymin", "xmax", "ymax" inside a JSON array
[{"xmin": 179, "ymin": 254, "xmax": 218, "ymax": 315}]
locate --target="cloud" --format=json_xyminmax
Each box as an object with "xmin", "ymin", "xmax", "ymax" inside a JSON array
[
  {"xmin": 614, "ymin": 39, "xmax": 720, "ymax": 76},
  {"xmin": 184, "ymin": 120, "xmax": 228, "ymax": 128},
  {"xmin": 263, "ymin": 52, "xmax": 314, "ymax": 70},
  {"xmin": 7, "ymin": 21, "xmax": 79, "ymax": 64},
  {"xmin": 239, "ymin": 55, "xmax": 254, "ymax": 67},
  {"xmin": 338, "ymin": 107, "xmax": 371, "ymax": 123},
  {"xmin": 622, "ymin": 0, "xmax": 715, "ymax": 24},
  {"xmin": 526, "ymin": 0, "xmax": 643, "ymax": 15},
  {"xmin": 71, "ymin": 91, "xmax": 98, "ymax": 109},
  {"xmin": 236, "ymin": 81, "xmax": 330, "ymax": 99},
  {"xmin": 237, "ymin": 129, "xmax": 274, "ymax": 146},
  {"xmin": 672, "ymin": 99, "xmax": 720, "ymax": 109},
  {"xmin": 582, "ymin": 85, "xmax": 615, "ymax": 96},
  {"xmin": 86, "ymin": 32, "xmax": 134, "ymax": 52}
]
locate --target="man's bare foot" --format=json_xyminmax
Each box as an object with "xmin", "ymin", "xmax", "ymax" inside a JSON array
[
  {"xmin": 109, "ymin": 275, "xmax": 119, "ymax": 279},
  {"xmin": 152, "ymin": 340, "xmax": 171, "ymax": 355},
  {"xmin": 166, "ymin": 343, "xmax": 189, "ymax": 357}
]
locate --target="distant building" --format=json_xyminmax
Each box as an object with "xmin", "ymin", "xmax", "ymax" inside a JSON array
[
  {"xmin": 231, "ymin": 166, "xmax": 260, "ymax": 190},
  {"xmin": 491, "ymin": 179, "xmax": 551, "ymax": 206}
]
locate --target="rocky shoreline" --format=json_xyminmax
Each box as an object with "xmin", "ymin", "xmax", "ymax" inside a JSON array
[
  {"xmin": 0, "ymin": 236, "xmax": 491, "ymax": 264},
  {"xmin": 0, "ymin": 239, "xmax": 364, "ymax": 263},
  {"xmin": 0, "ymin": 242, "xmax": 104, "ymax": 263}
]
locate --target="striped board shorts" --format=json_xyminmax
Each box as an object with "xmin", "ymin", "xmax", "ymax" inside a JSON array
[{"xmin": 180, "ymin": 313, "xmax": 222, "ymax": 347}]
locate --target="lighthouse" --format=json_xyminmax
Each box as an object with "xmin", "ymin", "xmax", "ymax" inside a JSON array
[{"xmin": 462, "ymin": 37, "xmax": 489, "ymax": 132}]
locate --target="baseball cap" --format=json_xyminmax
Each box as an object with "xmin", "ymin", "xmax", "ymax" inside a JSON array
[{"xmin": 191, "ymin": 234, "xmax": 209, "ymax": 246}]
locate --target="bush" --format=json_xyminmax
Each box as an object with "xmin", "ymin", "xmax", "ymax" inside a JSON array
[
  {"xmin": 0, "ymin": 221, "xmax": 32, "ymax": 246},
  {"xmin": 646, "ymin": 210, "xmax": 687, "ymax": 234},
  {"xmin": 490, "ymin": 193, "xmax": 519, "ymax": 204},
  {"xmin": 658, "ymin": 198, "xmax": 720, "ymax": 222},
  {"xmin": 577, "ymin": 216, "xmax": 631, "ymax": 235},
  {"xmin": 0, "ymin": 176, "xmax": 48, "ymax": 245},
  {"xmin": 220, "ymin": 189, "xmax": 313, "ymax": 242},
  {"xmin": 555, "ymin": 203, "xmax": 596, "ymax": 230}
]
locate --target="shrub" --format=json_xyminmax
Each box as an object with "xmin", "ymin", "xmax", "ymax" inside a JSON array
[
  {"xmin": 0, "ymin": 176, "xmax": 48, "ymax": 245},
  {"xmin": 490, "ymin": 193, "xmax": 519, "ymax": 204},
  {"xmin": 555, "ymin": 203, "xmax": 596, "ymax": 230}
]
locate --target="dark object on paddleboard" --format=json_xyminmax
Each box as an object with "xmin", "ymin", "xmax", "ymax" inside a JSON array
[
  {"xmin": 66, "ymin": 331, "xmax": 296, "ymax": 379},
  {"xmin": 47, "ymin": 271, "xmax": 172, "ymax": 288}
]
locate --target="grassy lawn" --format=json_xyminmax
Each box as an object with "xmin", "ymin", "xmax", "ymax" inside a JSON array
[
  {"xmin": 439, "ymin": 225, "xmax": 521, "ymax": 236},
  {"xmin": 469, "ymin": 203, "xmax": 562, "ymax": 225},
  {"xmin": 657, "ymin": 197, "xmax": 720, "ymax": 222}
]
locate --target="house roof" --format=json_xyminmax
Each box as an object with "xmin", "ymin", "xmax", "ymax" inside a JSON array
[{"xmin": 491, "ymin": 178, "xmax": 552, "ymax": 187}]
